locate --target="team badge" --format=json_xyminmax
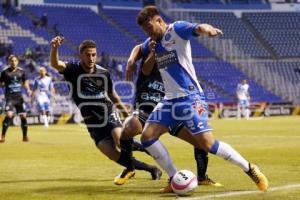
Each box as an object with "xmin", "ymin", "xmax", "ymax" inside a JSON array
[{"xmin": 165, "ymin": 33, "xmax": 171, "ymax": 41}]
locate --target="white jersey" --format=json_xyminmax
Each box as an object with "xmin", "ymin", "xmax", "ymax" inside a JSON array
[
  {"xmin": 33, "ymin": 75, "xmax": 54, "ymax": 103},
  {"xmin": 236, "ymin": 83, "xmax": 249, "ymax": 100},
  {"xmin": 141, "ymin": 21, "xmax": 204, "ymax": 100}
]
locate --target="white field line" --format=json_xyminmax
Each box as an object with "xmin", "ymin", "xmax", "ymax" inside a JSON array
[{"xmin": 178, "ymin": 183, "xmax": 300, "ymax": 200}]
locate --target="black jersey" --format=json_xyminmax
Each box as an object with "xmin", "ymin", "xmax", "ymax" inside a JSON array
[
  {"xmin": 134, "ymin": 64, "xmax": 165, "ymax": 114},
  {"xmin": 61, "ymin": 62, "xmax": 114, "ymax": 120},
  {"xmin": 0, "ymin": 67, "xmax": 26, "ymax": 98}
]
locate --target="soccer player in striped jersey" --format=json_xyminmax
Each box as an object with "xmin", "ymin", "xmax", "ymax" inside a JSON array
[
  {"xmin": 32, "ymin": 67, "xmax": 55, "ymax": 128},
  {"xmin": 236, "ymin": 79, "xmax": 251, "ymax": 119},
  {"xmin": 115, "ymin": 43, "xmax": 221, "ymax": 188},
  {"xmin": 136, "ymin": 6, "xmax": 268, "ymax": 192}
]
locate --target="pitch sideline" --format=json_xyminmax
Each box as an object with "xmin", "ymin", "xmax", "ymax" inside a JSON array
[{"xmin": 178, "ymin": 183, "xmax": 300, "ymax": 200}]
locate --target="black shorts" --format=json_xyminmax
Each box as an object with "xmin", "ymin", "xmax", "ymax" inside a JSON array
[
  {"xmin": 87, "ymin": 111, "xmax": 122, "ymax": 145},
  {"xmin": 133, "ymin": 109, "xmax": 184, "ymax": 137},
  {"xmin": 4, "ymin": 97, "xmax": 26, "ymax": 114},
  {"xmin": 132, "ymin": 109, "xmax": 149, "ymax": 127}
]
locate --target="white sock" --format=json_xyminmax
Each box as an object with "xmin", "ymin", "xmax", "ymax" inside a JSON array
[
  {"xmin": 245, "ymin": 109, "xmax": 250, "ymax": 119},
  {"xmin": 42, "ymin": 115, "xmax": 49, "ymax": 128},
  {"xmin": 210, "ymin": 140, "xmax": 249, "ymax": 172},
  {"xmin": 144, "ymin": 140, "xmax": 177, "ymax": 177},
  {"xmin": 237, "ymin": 107, "xmax": 241, "ymax": 119}
]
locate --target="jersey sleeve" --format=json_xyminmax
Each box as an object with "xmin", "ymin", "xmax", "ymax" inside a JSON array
[
  {"xmin": 141, "ymin": 38, "xmax": 151, "ymax": 56},
  {"xmin": 174, "ymin": 21, "xmax": 198, "ymax": 40},
  {"xmin": 106, "ymin": 72, "xmax": 113, "ymax": 94}
]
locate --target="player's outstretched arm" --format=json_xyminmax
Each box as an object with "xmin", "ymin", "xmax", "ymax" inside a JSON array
[
  {"xmin": 126, "ymin": 44, "xmax": 142, "ymax": 81},
  {"xmin": 50, "ymin": 36, "xmax": 66, "ymax": 72},
  {"xmin": 195, "ymin": 24, "xmax": 223, "ymax": 37}
]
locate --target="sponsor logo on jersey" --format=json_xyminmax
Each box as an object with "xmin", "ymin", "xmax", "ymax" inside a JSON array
[{"xmin": 156, "ymin": 50, "xmax": 179, "ymax": 69}]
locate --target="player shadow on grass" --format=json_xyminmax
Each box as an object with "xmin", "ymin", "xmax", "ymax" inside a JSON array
[{"xmin": 33, "ymin": 185, "xmax": 164, "ymax": 195}]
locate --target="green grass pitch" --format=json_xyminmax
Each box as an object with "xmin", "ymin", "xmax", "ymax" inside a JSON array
[{"xmin": 0, "ymin": 116, "xmax": 300, "ymax": 200}]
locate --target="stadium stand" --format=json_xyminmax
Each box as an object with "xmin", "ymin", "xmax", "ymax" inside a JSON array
[
  {"xmin": 170, "ymin": 11, "xmax": 271, "ymax": 58},
  {"xmin": 242, "ymin": 12, "xmax": 300, "ymax": 58},
  {"xmin": 0, "ymin": 2, "xmax": 296, "ymax": 105},
  {"xmin": 194, "ymin": 61, "xmax": 282, "ymax": 102}
]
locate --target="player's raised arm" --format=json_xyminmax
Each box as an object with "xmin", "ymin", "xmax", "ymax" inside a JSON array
[
  {"xmin": 141, "ymin": 40, "xmax": 156, "ymax": 76},
  {"xmin": 126, "ymin": 44, "xmax": 142, "ymax": 81},
  {"xmin": 50, "ymin": 36, "xmax": 67, "ymax": 72}
]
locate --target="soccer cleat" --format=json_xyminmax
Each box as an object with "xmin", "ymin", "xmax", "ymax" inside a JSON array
[
  {"xmin": 246, "ymin": 163, "xmax": 269, "ymax": 191},
  {"xmin": 198, "ymin": 175, "xmax": 222, "ymax": 187},
  {"xmin": 150, "ymin": 167, "xmax": 162, "ymax": 180},
  {"xmin": 0, "ymin": 137, "xmax": 5, "ymax": 143},
  {"xmin": 159, "ymin": 177, "xmax": 173, "ymax": 193},
  {"xmin": 22, "ymin": 136, "xmax": 29, "ymax": 142},
  {"xmin": 114, "ymin": 168, "xmax": 135, "ymax": 185}
]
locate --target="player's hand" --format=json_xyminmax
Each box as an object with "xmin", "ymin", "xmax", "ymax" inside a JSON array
[
  {"xmin": 51, "ymin": 36, "xmax": 64, "ymax": 48},
  {"xmin": 199, "ymin": 24, "xmax": 223, "ymax": 37},
  {"xmin": 148, "ymin": 40, "xmax": 156, "ymax": 53},
  {"xmin": 125, "ymin": 61, "xmax": 136, "ymax": 81},
  {"xmin": 27, "ymin": 89, "xmax": 32, "ymax": 96}
]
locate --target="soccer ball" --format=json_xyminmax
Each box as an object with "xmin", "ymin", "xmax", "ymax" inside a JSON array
[{"xmin": 171, "ymin": 170, "xmax": 198, "ymax": 196}]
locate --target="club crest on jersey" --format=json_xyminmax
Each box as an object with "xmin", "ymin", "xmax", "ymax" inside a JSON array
[{"xmin": 165, "ymin": 33, "xmax": 171, "ymax": 41}]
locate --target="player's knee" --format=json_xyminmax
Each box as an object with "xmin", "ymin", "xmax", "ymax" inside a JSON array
[
  {"xmin": 6, "ymin": 112, "xmax": 14, "ymax": 118},
  {"xmin": 140, "ymin": 130, "xmax": 155, "ymax": 143},
  {"xmin": 122, "ymin": 117, "xmax": 142, "ymax": 139}
]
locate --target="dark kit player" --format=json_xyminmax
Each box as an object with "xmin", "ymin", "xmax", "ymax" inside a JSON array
[
  {"xmin": 0, "ymin": 55, "xmax": 32, "ymax": 143},
  {"xmin": 50, "ymin": 36, "xmax": 161, "ymax": 183}
]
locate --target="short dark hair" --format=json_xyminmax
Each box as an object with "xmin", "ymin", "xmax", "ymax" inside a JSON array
[
  {"xmin": 8, "ymin": 54, "xmax": 18, "ymax": 61},
  {"xmin": 136, "ymin": 6, "xmax": 160, "ymax": 26},
  {"xmin": 79, "ymin": 40, "xmax": 97, "ymax": 54}
]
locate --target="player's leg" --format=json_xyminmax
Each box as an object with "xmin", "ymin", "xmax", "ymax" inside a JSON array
[
  {"xmin": 42, "ymin": 102, "xmax": 50, "ymax": 128},
  {"xmin": 121, "ymin": 112, "xmax": 149, "ymax": 154},
  {"xmin": 141, "ymin": 122, "xmax": 178, "ymax": 193},
  {"xmin": 119, "ymin": 114, "xmax": 143, "ymax": 157},
  {"xmin": 111, "ymin": 126, "xmax": 162, "ymax": 185},
  {"xmin": 0, "ymin": 111, "xmax": 14, "ymax": 143},
  {"xmin": 37, "ymin": 98, "xmax": 49, "ymax": 128},
  {"xmin": 0, "ymin": 99, "xmax": 15, "ymax": 142},
  {"xmin": 237, "ymin": 100, "xmax": 242, "ymax": 119},
  {"xmin": 245, "ymin": 100, "xmax": 251, "ymax": 119},
  {"xmin": 183, "ymin": 95, "xmax": 268, "ymax": 191},
  {"xmin": 16, "ymin": 99, "xmax": 29, "ymax": 142},
  {"xmin": 193, "ymin": 130, "xmax": 268, "ymax": 191},
  {"xmin": 170, "ymin": 125, "xmax": 221, "ymax": 186},
  {"xmin": 19, "ymin": 113, "xmax": 28, "ymax": 142}
]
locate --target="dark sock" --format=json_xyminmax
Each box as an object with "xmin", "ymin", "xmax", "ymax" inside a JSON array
[
  {"xmin": 194, "ymin": 148, "xmax": 208, "ymax": 181},
  {"xmin": 132, "ymin": 139, "xmax": 150, "ymax": 155},
  {"xmin": 2, "ymin": 116, "xmax": 12, "ymax": 136},
  {"xmin": 132, "ymin": 158, "xmax": 154, "ymax": 172},
  {"xmin": 117, "ymin": 138, "xmax": 134, "ymax": 170},
  {"xmin": 132, "ymin": 139, "xmax": 144, "ymax": 151},
  {"xmin": 21, "ymin": 118, "xmax": 28, "ymax": 137}
]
